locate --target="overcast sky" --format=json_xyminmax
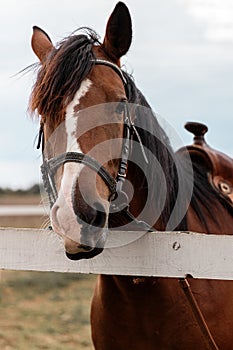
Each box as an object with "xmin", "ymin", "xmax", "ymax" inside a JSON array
[{"xmin": 1, "ymin": 0, "xmax": 233, "ymax": 189}]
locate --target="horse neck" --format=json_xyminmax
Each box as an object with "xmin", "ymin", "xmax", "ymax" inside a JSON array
[
  {"xmin": 124, "ymin": 79, "xmax": 186, "ymax": 231},
  {"xmin": 126, "ymin": 158, "xmax": 177, "ymax": 231},
  {"xmin": 126, "ymin": 161, "xmax": 156, "ymax": 225}
]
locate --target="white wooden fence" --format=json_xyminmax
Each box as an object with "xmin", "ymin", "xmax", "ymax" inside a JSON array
[{"xmin": 1, "ymin": 227, "xmax": 233, "ymax": 280}]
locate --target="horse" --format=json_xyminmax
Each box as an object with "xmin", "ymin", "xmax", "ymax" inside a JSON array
[{"xmin": 29, "ymin": 2, "xmax": 233, "ymax": 349}]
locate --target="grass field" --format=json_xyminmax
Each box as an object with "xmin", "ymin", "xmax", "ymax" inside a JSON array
[{"xmin": 0, "ymin": 194, "xmax": 96, "ymax": 350}]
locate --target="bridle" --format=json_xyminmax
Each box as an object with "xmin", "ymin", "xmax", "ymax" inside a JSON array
[{"xmin": 37, "ymin": 59, "xmax": 145, "ymax": 212}]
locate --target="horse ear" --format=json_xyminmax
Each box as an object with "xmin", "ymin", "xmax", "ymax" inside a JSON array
[
  {"xmin": 103, "ymin": 2, "xmax": 132, "ymax": 62},
  {"xmin": 31, "ymin": 26, "xmax": 53, "ymax": 62}
]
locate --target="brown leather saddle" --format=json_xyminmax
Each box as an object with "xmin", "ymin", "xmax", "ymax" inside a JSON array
[{"xmin": 178, "ymin": 121, "xmax": 233, "ymax": 206}]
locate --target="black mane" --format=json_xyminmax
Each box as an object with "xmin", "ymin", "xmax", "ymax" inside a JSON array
[
  {"xmin": 190, "ymin": 161, "xmax": 233, "ymax": 230},
  {"xmin": 123, "ymin": 73, "xmax": 187, "ymax": 230},
  {"xmin": 125, "ymin": 73, "xmax": 233, "ymax": 231}
]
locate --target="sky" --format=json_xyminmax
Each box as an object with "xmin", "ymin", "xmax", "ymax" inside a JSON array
[{"xmin": 1, "ymin": 0, "xmax": 233, "ymax": 189}]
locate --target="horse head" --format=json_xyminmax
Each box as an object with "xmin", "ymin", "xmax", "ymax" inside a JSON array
[{"xmin": 30, "ymin": 2, "xmax": 133, "ymax": 259}]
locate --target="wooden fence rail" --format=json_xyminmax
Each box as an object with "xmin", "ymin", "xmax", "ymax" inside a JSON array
[{"xmin": 1, "ymin": 227, "xmax": 233, "ymax": 280}]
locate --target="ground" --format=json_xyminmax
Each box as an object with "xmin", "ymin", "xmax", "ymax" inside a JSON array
[{"xmin": 0, "ymin": 194, "xmax": 96, "ymax": 350}]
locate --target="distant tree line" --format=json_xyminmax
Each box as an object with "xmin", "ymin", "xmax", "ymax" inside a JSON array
[{"xmin": 0, "ymin": 184, "xmax": 40, "ymax": 195}]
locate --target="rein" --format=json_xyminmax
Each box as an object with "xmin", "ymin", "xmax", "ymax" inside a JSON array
[
  {"xmin": 37, "ymin": 58, "xmax": 219, "ymax": 349},
  {"xmin": 179, "ymin": 278, "xmax": 219, "ymax": 350}
]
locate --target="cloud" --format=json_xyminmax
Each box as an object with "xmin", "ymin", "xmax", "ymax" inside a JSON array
[{"xmin": 179, "ymin": 0, "xmax": 233, "ymax": 42}]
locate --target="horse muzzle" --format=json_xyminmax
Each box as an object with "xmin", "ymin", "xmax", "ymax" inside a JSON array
[
  {"xmin": 64, "ymin": 226, "xmax": 106, "ymax": 260},
  {"xmin": 51, "ymin": 195, "xmax": 108, "ymax": 260}
]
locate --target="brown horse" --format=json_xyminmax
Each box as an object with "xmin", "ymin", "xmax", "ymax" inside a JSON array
[{"xmin": 30, "ymin": 2, "xmax": 233, "ymax": 349}]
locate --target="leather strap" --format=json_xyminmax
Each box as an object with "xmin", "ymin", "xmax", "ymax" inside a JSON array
[
  {"xmin": 41, "ymin": 151, "xmax": 117, "ymax": 201},
  {"xmin": 179, "ymin": 278, "xmax": 219, "ymax": 350}
]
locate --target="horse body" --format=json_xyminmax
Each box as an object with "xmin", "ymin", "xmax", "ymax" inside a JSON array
[
  {"xmin": 91, "ymin": 136, "xmax": 233, "ymax": 350},
  {"xmin": 30, "ymin": 2, "xmax": 233, "ymax": 349},
  {"xmin": 91, "ymin": 191, "xmax": 233, "ymax": 350}
]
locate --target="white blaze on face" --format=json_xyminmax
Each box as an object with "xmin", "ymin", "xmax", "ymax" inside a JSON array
[
  {"xmin": 51, "ymin": 79, "xmax": 92, "ymax": 243},
  {"xmin": 61, "ymin": 78, "xmax": 92, "ymax": 204},
  {"xmin": 65, "ymin": 78, "xmax": 92, "ymax": 153}
]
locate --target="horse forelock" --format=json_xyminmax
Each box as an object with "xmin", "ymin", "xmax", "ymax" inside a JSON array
[{"xmin": 30, "ymin": 28, "xmax": 99, "ymax": 123}]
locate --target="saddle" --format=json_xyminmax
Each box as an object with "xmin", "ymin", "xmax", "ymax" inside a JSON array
[{"xmin": 178, "ymin": 121, "xmax": 233, "ymax": 206}]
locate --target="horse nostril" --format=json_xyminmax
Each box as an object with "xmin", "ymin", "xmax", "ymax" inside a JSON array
[
  {"xmin": 76, "ymin": 202, "xmax": 106, "ymax": 228},
  {"xmin": 78, "ymin": 207, "xmax": 96, "ymax": 224},
  {"xmin": 91, "ymin": 202, "xmax": 107, "ymax": 228}
]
